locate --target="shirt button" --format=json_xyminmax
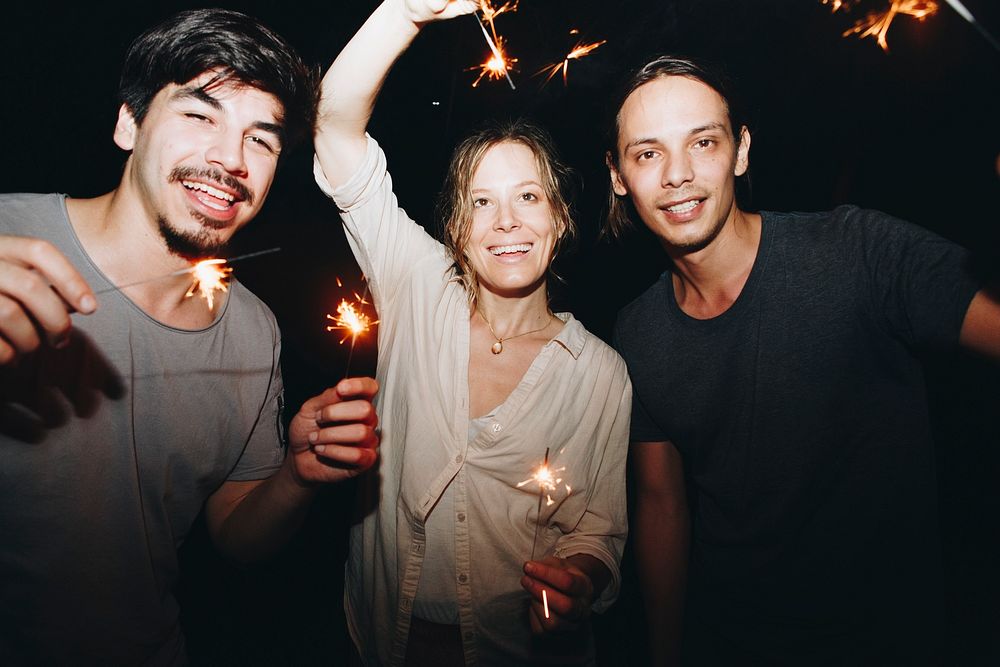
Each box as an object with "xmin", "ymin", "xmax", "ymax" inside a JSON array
[
  {"xmin": 491, "ymin": 423, "xmax": 503, "ymax": 433},
  {"xmin": 455, "ymin": 454, "xmax": 463, "ymax": 464},
  {"xmin": 457, "ymin": 513, "xmax": 466, "ymax": 522},
  {"xmin": 401, "ymin": 597, "xmax": 411, "ymax": 610},
  {"xmin": 458, "ymin": 573, "xmax": 468, "ymax": 584}
]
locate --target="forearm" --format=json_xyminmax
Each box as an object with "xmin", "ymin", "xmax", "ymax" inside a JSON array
[
  {"xmin": 565, "ymin": 552, "xmax": 612, "ymax": 603},
  {"xmin": 635, "ymin": 495, "xmax": 689, "ymax": 666},
  {"xmin": 315, "ymin": 0, "xmax": 422, "ymax": 186},
  {"xmin": 206, "ymin": 460, "xmax": 317, "ymax": 563}
]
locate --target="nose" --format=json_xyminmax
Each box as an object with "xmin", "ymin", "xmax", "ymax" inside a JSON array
[
  {"xmin": 493, "ymin": 201, "xmax": 521, "ymax": 232},
  {"xmin": 205, "ymin": 131, "xmax": 248, "ymax": 177},
  {"xmin": 661, "ymin": 153, "xmax": 694, "ymax": 189}
]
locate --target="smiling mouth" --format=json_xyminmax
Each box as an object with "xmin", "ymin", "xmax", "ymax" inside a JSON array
[
  {"xmin": 489, "ymin": 243, "xmax": 532, "ymax": 256},
  {"xmin": 663, "ymin": 198, "xmax": 704, "ymax": 214},
  {"xmin": 181, "ymin": 180, "xmax": 239, "ymax": 211}
]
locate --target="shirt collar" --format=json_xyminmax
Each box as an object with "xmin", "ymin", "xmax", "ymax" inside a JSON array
[{"xmin": 551, "ymin": 312, "xmax": 586, "ymax": 360}]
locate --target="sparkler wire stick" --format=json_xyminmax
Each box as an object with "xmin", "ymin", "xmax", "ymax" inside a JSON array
[
  {"xmin": 529, "ymin": 447, "xmax": 549, "ymax": 561},
  {"xmin": 473, "ymin": 13, "xmax": 516, "ymax": 89},
  {"xmin": 92, "ymin": 247, "xmax": 282, "ymax": 295},
  {"xmin": 943, "ymin": 0, "xmax": 1000, "ymax": 51},
  {"xmin": 341, "ymin": 281, "xmax": 372, "ymax": 380},
  {"xmin": 529, "ymin": 447, "xmax": 551, "ymax": 620}
]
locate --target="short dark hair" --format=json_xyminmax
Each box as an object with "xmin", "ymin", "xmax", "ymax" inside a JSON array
[
  {"xmin": 435, "ymin": 119, "xmax": 577, "ymax": 307},
  {"xmin": 118, "ymin": 9, "xmax": 319, "ymax": 150},
  {"xmin": 604, "ymin": 54, "xmax": 748, "ymax": 239}
]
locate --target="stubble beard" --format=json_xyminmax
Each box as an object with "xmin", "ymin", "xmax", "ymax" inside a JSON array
[{"xmin": 157, "ymin": 213, "xmax": 227, "ymax": 261}]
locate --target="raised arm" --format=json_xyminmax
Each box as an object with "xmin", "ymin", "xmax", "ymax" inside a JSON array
[{"xmin": 314, "ymin": 0, "xmax": 479, "ymax": 189}]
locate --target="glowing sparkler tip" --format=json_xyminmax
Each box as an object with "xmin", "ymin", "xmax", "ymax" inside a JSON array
[{"xmin": 185, "ymin": 258, "xmax": 232, "ymax": 310}]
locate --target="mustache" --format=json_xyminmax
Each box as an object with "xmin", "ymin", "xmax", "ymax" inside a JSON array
[{"xmin": 168, "ymin": 166, "xmax": 254, "ymax": 205}]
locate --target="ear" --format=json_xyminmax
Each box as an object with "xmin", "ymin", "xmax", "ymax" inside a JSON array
[
  {"xmin": 607, "ymin": 151, "xmax": 628, "ymax": 196},
  {"xmin": 734, "ymin": 126, "xmax": 751, "ymax": 177},
  {"xmin": 113, "ymin": 104, "xmax": 138, "ymax": 151}
]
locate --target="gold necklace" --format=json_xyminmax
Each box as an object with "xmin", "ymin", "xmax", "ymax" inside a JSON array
[{"xmin": 478, "ymin": 310, "xmax": 553, "ymax": 355}]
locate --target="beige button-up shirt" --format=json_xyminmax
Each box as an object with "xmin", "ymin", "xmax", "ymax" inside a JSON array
[{"xmin": 315, "ymin": 137, "xmax": 630, "ymax": 666}]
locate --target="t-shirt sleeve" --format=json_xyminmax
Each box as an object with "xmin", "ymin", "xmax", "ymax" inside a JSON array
[
  {"xmin": 226, "ymin": 321, "xmax": 286, "ymax": 482},
  {"xmin": 848, "ymin": 207, "xmax": 980, "ymax": 349},
  {"xmin": 613, "ymin": 314, "xmax": 669, "ymax": 442}
]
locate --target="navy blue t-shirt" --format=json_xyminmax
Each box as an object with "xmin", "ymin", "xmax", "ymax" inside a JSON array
[{"xmin": 614, "ymin": 206, "xmax": 979, "ymax": 663}]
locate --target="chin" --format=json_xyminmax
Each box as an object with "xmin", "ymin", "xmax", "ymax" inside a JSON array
[{"xmin": 158, "ymin": 216, "xmax": 228, "ymax": 260}]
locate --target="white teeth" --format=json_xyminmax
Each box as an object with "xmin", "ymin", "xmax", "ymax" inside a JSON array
[
  {"xmin": 490, "ymin": 243, "xmax": 532, "ymax": 256},
  {"xmin": 182, "ymin": 180, "xmax": 235, "ymax": 203},
  {"xmin": 666, "ymin": 200, "xmax": 700, "ymax": 213}
]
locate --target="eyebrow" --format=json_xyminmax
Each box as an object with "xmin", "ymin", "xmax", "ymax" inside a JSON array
[
  {"xmin": 171, "ymin": 85, "xmax": 286, "ymax": 146},
  {"xmin": 472, "ymin": 180, "xmax": 542, "ymax": 193},
  {"xmin": 624, "ymin": 122, "xmax": 729, "ymax": 150}
]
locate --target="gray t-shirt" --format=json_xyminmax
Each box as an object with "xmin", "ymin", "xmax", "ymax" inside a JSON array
[{"xmin": 0, "ymin": 193, "xmax": 285, "ymax": 665}]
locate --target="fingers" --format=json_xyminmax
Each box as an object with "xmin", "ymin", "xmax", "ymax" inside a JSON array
[
  {"xmin": 520, "ymin": 559, "xmax": 592, "ymax": 632},
  {"xmin": 0, "ymin": 237, "xmax": 94, "ymax": 363},
  {"xmin": 335, "ymin": 376, "xmax": 379, "ymax": 401}
]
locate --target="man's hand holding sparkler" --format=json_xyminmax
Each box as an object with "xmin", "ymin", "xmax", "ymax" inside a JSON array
[
  {"xmin": 521, "ymin": 554, "xmax": 610, "ymax": 634},
  {"xmin": 0, "ymin": 235, "xmax": 96, "ymax": 365},
  {"xmin": 287, "ymin": 376, "xmax": 380, "ymax": 485}
]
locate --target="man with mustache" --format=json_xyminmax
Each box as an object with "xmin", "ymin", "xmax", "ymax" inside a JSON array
[
  {"xmin": 606, "ymin": 55, "xmax": 999, "ymax": 665},
  {"xmin": 0, "ymin": 9, "xmax": 378, "ymax": 665}
]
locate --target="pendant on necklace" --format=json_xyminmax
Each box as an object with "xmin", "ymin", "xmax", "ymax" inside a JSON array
[{"xmin": 491, "ymin": 341, "xmax": 503, "ymax": 355}]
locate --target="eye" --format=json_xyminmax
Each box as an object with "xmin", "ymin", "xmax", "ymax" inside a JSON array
[
  {"xmin": 637, "ymin": 150, "xmax": 658, "ymax": 161},
  {"xmin": 473, "ymin": 197, "xmax": 491, "ymax": 208},
  {"xmin": 246, "ymin": 135, "xmax": 278, "ymax": 155},
  {"xmin": 694, "ymin": 138, "xmax": 715, "ymax": 149},
  {"xmin": 184, "ymin": 112, "xmax": 211, "ymax": 122},
  {"xmin": 518, "ymin": 192, "xmax": 538, "ymax": 202}
]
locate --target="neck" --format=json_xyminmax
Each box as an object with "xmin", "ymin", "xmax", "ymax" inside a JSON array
[
  {"xmin": 667, "ymin": 207, "xmax": 762, "ymax": 319},
  {"xmin": 66, "ymin": 188, "xmax": 223, "ymax": 326},
  {"xmin": 475, "ymin": 285, "xmax": 552, "ymax": 337}
]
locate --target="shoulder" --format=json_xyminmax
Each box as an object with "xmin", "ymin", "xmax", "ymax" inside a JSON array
[
  {"xmin": 766, "ymin": 205, "xmax": 944, "ymax": 244},
  {"xmin": 561, "ymin": 315, "xmax": 629, "ymax": 380},
  {"xmin": 0, "ymin": 193, "xmax": 64, "ymax": 226},
  {"xmin": 614, "ymin": 273, "xmax": 672, "ymax": 341},
  {"xmin": 224, "ymin": 279, "xmax": 280, "ymax": 342}
]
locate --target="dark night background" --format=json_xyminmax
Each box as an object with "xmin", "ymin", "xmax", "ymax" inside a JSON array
[{"xmin": 3, "ymin": 1, "xmax": 999, "ymax": 663}]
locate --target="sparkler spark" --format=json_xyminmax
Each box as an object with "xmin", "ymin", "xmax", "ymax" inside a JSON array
[
  {"xmin": 326, "ymin": 278, "xmax": 378, "ymax": 379},
  {"xmin": 326, "ymin": 293, "xmax": 377, "ymax": 344},
  {"xmin": 831, "ymin": 0, "xmax": 939, "ymax": 51},
  {"xmin": 479, "ymin": 0, "xmax": 519, "ymax": 42},
  {"xmin": 184, "ymin": 259, "xmax": 232, "ymax": 310},
  {"xmin": 471, "ymin": 22, "xmax": 517, "ymax": 88},
  {"xmin": 538, "ymin": 39, "xmax": 607, "ymax": 87}
]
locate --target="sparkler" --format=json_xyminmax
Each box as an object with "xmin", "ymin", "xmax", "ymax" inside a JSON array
[
  {"xmin": 942, "ymin": 0, "xmax": 1000, "ymax": 51},
  {"xmin": 472, "ymin": 9, "xmax": 516, "ymax": 89},
  {"xmin": 184, "ymin": 259, "xmax": 232, "ymax": 310},
  {"xmin": 92, "ymin": 247, "xmax": 281, "ymax": 310},
  {"xmin": 326, "ymin": 277, "xmax": 377, "ymax": 378},
  {"xmin": 826, "ymin": 1, "xmax": 939, "ymax": 51},
  {"xmin": 472, "ymin": 20, "xmax": 517, "ymax": 89},
  {"xmin": 518, "ymin": 447, "xmax": 572, "ymax": 621},
  {"xmin": 537, "ymin": 38, "xmax": 607, "ymax": 87}
]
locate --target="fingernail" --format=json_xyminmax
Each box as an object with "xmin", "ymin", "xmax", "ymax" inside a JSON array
[
  {"xmin": 308, "ymin": 431, "xmax": 318, "ymax": 444},
  {"xmin": 314, "ymin": 410, "xmax": 323, "ymax": 421},
  {"xmin": 80, "ymin": 295, "xmax": 96, "ymax": 313},
  {"xmin": 313, "ymin": 444, "xmax": 326, "ymax": 454}
]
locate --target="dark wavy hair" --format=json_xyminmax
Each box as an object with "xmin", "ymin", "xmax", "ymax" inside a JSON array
[
  {"xmin": 435, "ymin": 119, "xmax": 578, "ymax": 307},
  {"xmin": 118, "ymin": 8, "xmax": 319, "ymax": 151},
  {"xmin": 604, "ymin": 54, "xmax": 748, "ymax": 239}
]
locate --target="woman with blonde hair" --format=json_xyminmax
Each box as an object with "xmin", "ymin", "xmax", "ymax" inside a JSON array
[{"xmin": 314, "ymin": 2, "xmax": 630, "ymax": 664}]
